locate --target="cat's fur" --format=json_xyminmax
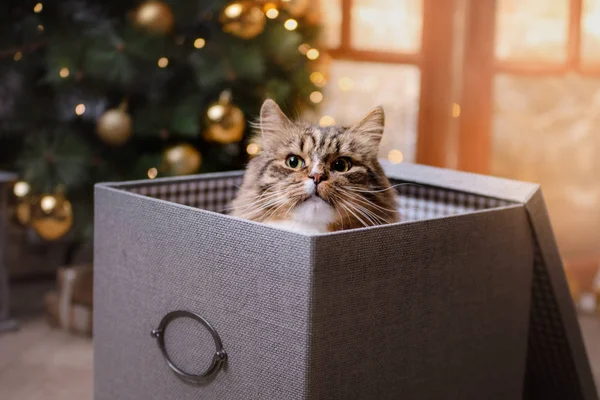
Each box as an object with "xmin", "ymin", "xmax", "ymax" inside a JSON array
[{"xmin": 229, "ymin": 99, "xmax": 399, "ymax": 233}]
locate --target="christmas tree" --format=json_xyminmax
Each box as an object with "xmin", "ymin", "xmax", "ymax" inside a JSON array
[{"xmin": 0, "ymin": 0, "xmax": 323, "ymax": 243}]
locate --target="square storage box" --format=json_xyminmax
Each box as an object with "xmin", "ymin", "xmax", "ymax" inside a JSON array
[{"xmin": 94, "ymin": 162, "xmax": 597, "ymax": 400}]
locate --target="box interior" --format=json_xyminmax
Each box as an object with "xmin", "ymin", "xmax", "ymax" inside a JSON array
[{"xmin": 118, "ymin": 172, "xmax": 514, "ymax": 222}]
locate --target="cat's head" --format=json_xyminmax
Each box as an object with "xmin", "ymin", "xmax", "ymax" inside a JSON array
[{"xmin": 231, "ymin": 99, "xmax": 398, "ymax": 232}]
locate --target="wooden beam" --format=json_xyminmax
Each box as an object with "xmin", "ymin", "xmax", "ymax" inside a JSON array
[
  {"xmin": 328, "ymin": 49, "xmax": 420, "ymax": 65},
  {"xmin": 415, "ymin": 0, "xmax": 457, "ymax": 168},
  {"xmin": 340, "ymin": 0, "xmax": 352, "ymax": 51},
  {"xmin": 567, "ymin": 0, "xmax": 583, "ymax": 70},
  {"xmin": 457, "ymin": 0, "xmax": 496, "ymax": 174}
]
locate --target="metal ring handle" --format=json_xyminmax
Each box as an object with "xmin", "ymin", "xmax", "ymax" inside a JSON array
[{"xmin": 151, "ymin": 310, "xmax": 227, "ymax": 384}]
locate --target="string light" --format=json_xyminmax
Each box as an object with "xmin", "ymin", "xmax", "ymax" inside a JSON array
[
  {"xmin": 207, "ymin": 104, "xmax": 225, "ymax": 120},
  {"xmin": 34, "ymin": 3, "xmax": 43, "ymax": 13},
  {"xmin": 310, "ymin": 91, "xmax": 323, "ymax": 104},
  {"xmin": 147, "ymin": 167, "xmax": 158, "ymax": 179},
  {"xmin": 319, "ymin": 116, "xmax": 335, "ymax": 126},
  {"xmin": 157, "ymin": 57, "xmax": 169, "ymax": 68},
  {"xmin": 265, "ymin": 8, "xmax": 279, "ymax": 19},
  {"xmin": 224, "ymin": 3, "xmax": 243, "ymax": 18},
  {"xmin": 310, "ymin": 72, "xmax": 326, "ymax": 87},
  {"xmin": 284, "ymin": 19, "xmax": 298, "ymax": 30},
  {"xmin": 40, "ymin": 195, "xmax": 57, "ymax": 213},
  {"xmin": 13, "ymin": 181, "xmax": 30, "ymax": 198},
  {"xmin": 298, "ymin": 43, "xmax": 310, "ymax": 55},
  {"xmin": 306, "ymin": 48, "xmax": 320, "ymax": 60},
  {"xmin": 246, "ymin": 143, "xmax": 260, "ymax": 155},
  {"xmin": 194, "ymin": 38, "xmax": 206, "ymax": 49},
  {"xmin": 388, "ymin": 149, "xmax": 404, "ymax": 164},
  {"xmin": 59, "ymin": 67, "xmax": 70, "ymax": 78},
  {"xmin": 338, "ymin": 77, "xmax": 354, "ymax": 92},
  {"xmin": 37, "ymin": 24, "xmax": 44, "ymax": 32},
  {"xmin": 13, "ymin": 51, "xmax": 23, "ymax": 61},
  {"xmin": 452, "ymin": 103, "xmax": 461, "ymax": 118},
  {"xmin": 75, "ymin": 104, "xmax": 86, "ymax": 116}
]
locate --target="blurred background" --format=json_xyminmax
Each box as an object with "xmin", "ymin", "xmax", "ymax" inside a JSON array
[{"xmin": 0, "ymin": 0, "xmax": 599, "ymax": 398}]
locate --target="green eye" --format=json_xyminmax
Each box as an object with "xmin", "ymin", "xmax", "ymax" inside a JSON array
[
  {"xmin": 286, "ymin": 155, "xmax": 304, "ymax": 170},
  {"xmin": 332, "ymin": 157, "xmax": 351, "ymax": 172}
]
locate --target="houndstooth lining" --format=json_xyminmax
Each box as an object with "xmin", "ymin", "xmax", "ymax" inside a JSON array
[{"xmin": 124, "ymin": 174, "xmax": 513, "ymax": 221}]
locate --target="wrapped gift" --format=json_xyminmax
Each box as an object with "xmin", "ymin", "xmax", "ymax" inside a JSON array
[{"xmin": 45, "ymin": 264, "xmax": 93, "ymax": 336}]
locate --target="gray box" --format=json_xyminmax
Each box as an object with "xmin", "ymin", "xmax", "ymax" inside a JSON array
[{"xmin": 94, "ymin": 161, "xmax": 598, "ymax": 400}]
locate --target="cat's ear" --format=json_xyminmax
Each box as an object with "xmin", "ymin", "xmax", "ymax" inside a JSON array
[
  {"xmin": 259, "ymin": 99, "xmax": 294, "ymax": 147},
  {"xmin": 348, "ymin": 106, "xmax": 385, "ymax": 154}
]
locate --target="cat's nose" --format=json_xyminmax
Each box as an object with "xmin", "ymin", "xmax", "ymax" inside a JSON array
[{"xmin": 310, "ymin": 173, "xmax": 324, "ymax": 184}]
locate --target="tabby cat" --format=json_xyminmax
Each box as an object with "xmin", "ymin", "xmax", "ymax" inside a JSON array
[{"xmin": 229, "ymin": 99, "xmax": 399, "ymax": 233}]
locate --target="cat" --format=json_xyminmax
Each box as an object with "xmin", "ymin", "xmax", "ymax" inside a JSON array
[{"xmin": 229, "ymin": 99, "xmax": 399, "ymax": 233}]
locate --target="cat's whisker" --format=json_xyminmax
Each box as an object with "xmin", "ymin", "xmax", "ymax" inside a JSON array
[
  {"xmin": 240, "ymin": 197, "xmax": 288, "ymax": 220},
  {"xmin": 340, "ymin": 194, "xmax": 392, "ymax": 226},
  {"xmin": 344, "ymin": 183, "xmax": 422, "ymax": 193},
  {"xmin": 337, "ymin": 188, "xmax": 399, "ymax": 214},
  {"xmin": 333, "ymin": 195, "xmax": 370, "ymax": 228}
]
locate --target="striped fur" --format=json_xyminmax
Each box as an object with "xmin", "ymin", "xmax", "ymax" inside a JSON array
[{"xmin": 230, "ymin": 99, "xmax": 399, "ymax": 233}]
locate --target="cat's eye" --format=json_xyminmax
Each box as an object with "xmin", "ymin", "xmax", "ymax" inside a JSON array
[
  {"xmin": 285, "ymin": 155, "xmax": 304, "ymax": 170},
  {"xmin": 331, "ymin": 157, "xmax": 352, "ymax": 173}
]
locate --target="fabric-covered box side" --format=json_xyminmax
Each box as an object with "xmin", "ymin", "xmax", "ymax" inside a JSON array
[
  {"xmin": 523, "ymin": 189, "xmax": 598, "ymax": 400},
  {"xmin": 308, "ymin": 205, "xmax": 534, "ymax": 400},
  {"xmin": 94, "ymin": 184, "xmax": 314, "ymax": 400}
]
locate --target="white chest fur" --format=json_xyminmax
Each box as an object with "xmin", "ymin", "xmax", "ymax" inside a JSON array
[{"xmin": 266, "ymin": 196, "xmax": 335, "ymax": 234}]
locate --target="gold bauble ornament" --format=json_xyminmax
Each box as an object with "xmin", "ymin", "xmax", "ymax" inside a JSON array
[
  {"xmin": 220, "ymin": 1, "xmax": 266, "ymax": 39},
  {"xmin": 97, "ymin": 105, "xmax": 133, "ymax": 146},
  {"xmin": 31, "ymin": 194, "xmax": 73, "ymax": 241},
  {"xmin": 14, "ymin": 200, "xmax": 32, "ymax": 226},
  {"xmin": 133, "ymin": 1, "xmax": 175, "ymax": 35},
  {"xmin": 203, "ymin": 91, "xmax": 245, "ymax": 144},
  {"xmin": 281, "ymin": 0, "xmax": 309, "ymax": 17},
  {"xmin": 162, "ymin": 144, "xmax": 202, "ymax": 176}
]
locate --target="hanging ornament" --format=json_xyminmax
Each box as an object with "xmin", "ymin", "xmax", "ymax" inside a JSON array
[
  {"xmin": 281, "ymin": 0, "xmax": 309, "ymax": 17},
  {"xmin": 96, "ymin": 102, "xmax": 133, "ymax": 146},
  {"xmin": 133, "ymin": 1, "xmax": 175, "ymax": 35},
  {"xmin": 31, "ymin": 193, "xmax": 73, "ymax": 241},
  {"xmin": 162, "ymin": 144, "xmax": 202, "ymax": 176},
  {"xmin": 14, "ymin": 200, "xmax": 32, "ymax": 226},
  {"xmin": 220, "ymin": 1, "xmax": 266, "ymax": 39},
  {"xmin": 203, "ymin": 90, "xmax": 245, "ymax": 144}
]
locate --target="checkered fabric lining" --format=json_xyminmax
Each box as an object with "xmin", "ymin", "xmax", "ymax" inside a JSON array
[
  {"xmin": 124, "ymin": 176, "xmax": 512, "ymax": 220},
  {"xmin": 523, "ymin": 241, "xmax": 583, "ymax": 399}
]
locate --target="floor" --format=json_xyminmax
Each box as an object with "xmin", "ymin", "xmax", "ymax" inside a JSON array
[{"xmin": 0, "ymin": 282, "xmax": 599, "ymax": 399}]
